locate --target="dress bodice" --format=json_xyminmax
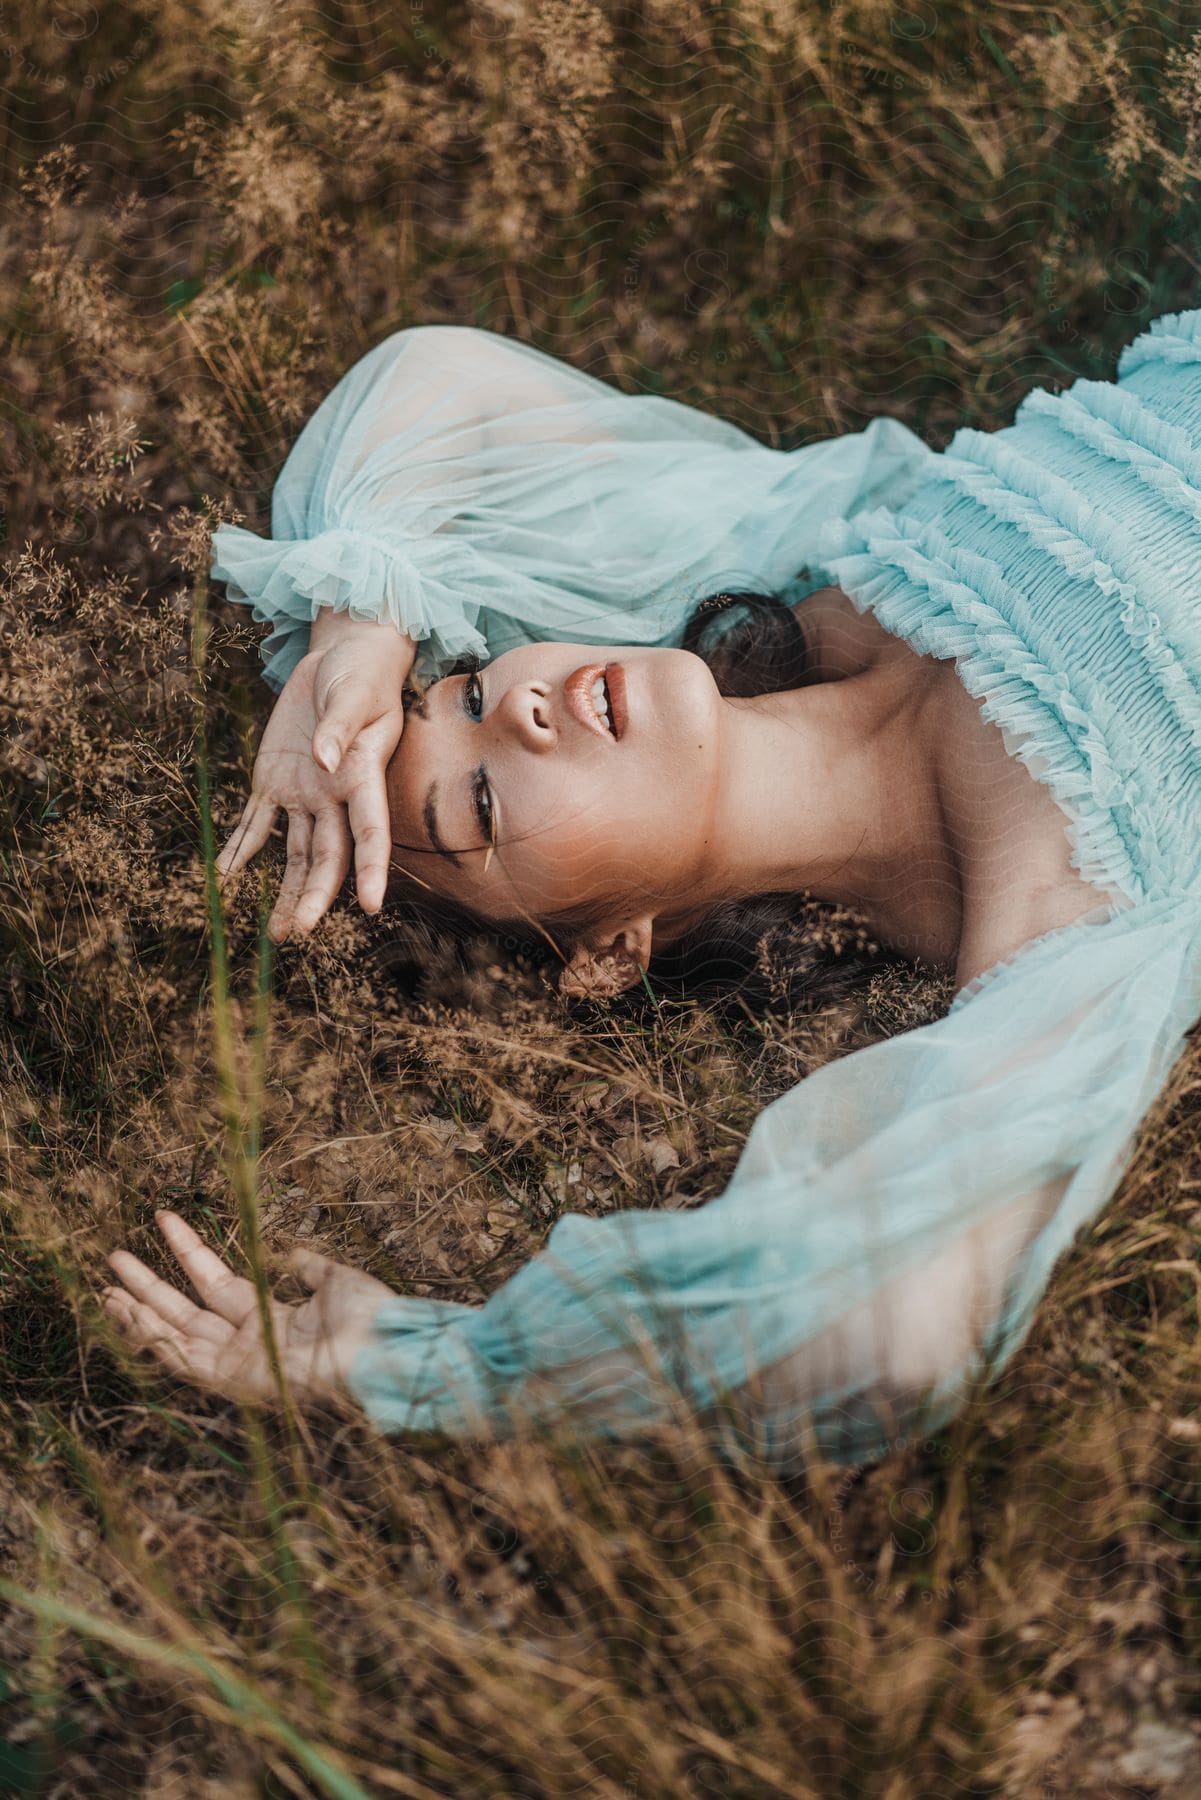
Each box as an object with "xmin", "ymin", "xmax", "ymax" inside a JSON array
[{"xmin": 818, "ymin": 313, "xmax": 1201, "ymax": 915}]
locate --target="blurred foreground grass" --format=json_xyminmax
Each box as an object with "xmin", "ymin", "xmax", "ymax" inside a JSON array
[{"xmin": 5, "ymin": 0, "xmax": 1201, "ymax": 1792}]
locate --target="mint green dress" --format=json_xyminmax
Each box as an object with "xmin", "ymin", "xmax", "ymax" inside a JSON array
[{"xmin": 211, "ymin": 316, "xmax": 1201, "ymax": 1472}]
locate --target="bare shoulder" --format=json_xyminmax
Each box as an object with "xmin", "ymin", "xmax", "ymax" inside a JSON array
[
  {"xmin": 793, "ymin": 583, "xmax": 1124, "ymax": 998},
  {"xmin": 934, "ymin": 672, "xmax": 1127, "ymax": 998},
  {"xmin": 951, "ymin": 884, "xmax": 1119, "ymax": 999}
]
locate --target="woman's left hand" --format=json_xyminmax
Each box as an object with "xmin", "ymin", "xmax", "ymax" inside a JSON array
[
  {"xmin": 216, "ymin": 611, "xmax": 415, "ymax": 942},
  {"xmin": 101, "ymin": 1211, "xmax": 394, "ymax": 1405}
]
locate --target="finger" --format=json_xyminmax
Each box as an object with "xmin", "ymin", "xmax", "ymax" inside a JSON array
[
  {"xmin": 99, "ymin": 1286, "xmax": 143, "ymax": 1339},
  {"xmin": 102, "ymin": 1273, "xmax": 230, "ymax": 1347},
  {"xmin": 101, "ymin": 1285, "xmax": 183, "ymax": 1346},
  {"xmin": 104, "ymin": 1292, "xmax": 224, "ymax": 1388},
  {"xmin": 287, "ymin": 1246, "xmax": 338, "ymax": 1290},
  {"xmin": 313, "ymin": 675, "xmax": 376, "ymax": 775},
  {"xmin": 346, "ymin": 771, "xmax": 395, "ymax": 916},
  {"xmin": 155, "ymin": 1210, "xmax": 258, "ymax": 1327},
  {"xmin": 217, "ymin": 798, "xmax": 278, "ymax": 878},
  {"xmin": 313, "ymin": 649, "xmax": 408, "ymax": 774},
  {"xmin": 314, "ymin": 694, "xmax": 402, "ymax": 776},
  {"xmin": 312, "ymin": 724, "xmax": 343, "ymax": 776},
  {"xmin": 101, "ymin": 1286, "xmax": 187, "ymax": 1356},
  {"xmin": 268, "ymin": 812, "xmax": 313, "ymax": 943},
  {"xmin": 289, "ymin": 807, "xmax": 353, "ymax": 936},
  {"xmin": 106, "ymin": 1248, "xmax": 207, "ymax": 1332}
]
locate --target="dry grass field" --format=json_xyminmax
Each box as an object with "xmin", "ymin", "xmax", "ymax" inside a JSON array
[{"xmin": 6, "ymin": 1, "xmax": 1201, "ymax": 1792}]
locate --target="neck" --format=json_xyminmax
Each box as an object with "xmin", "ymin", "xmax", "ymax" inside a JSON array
[{"xmin": 676, "ymin": 663, "xmax": 962, "ymax": 967}]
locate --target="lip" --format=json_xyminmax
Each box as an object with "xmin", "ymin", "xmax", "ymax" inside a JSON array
[
  {"xmin": 604, "ymin": 661, "xmax": 628, "ymax": 739},
  {"xmin": 563, "ymin": 662, "xmax": 626, "ymax": 742}
]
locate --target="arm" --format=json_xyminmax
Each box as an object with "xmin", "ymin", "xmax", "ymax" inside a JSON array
[
  {"xmin": 212, "ymin": 324, "xmax": 936, "ymax": 692},
  {"xmin": 104, "ymin": 889, "xmax": 1201, "ymax": 1470},
  {"xmin": 213, "ymin": 328, "xmax": 933, "ymax": 929}
]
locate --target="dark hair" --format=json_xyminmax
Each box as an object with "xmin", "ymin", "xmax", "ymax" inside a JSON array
[{"xmin": 376, "ymin": 589, "xmax": 907, "ymax": 1020}]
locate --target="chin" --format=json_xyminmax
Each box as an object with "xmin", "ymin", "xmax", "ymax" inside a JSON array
[{"xmin": 637, "ymin": 645, "xmax": 721, "ymax": 740}]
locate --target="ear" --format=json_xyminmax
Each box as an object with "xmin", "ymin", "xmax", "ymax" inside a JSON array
[{"xmin": 559, "ymin": 914, "xmax": 655, "ymax": 1001}]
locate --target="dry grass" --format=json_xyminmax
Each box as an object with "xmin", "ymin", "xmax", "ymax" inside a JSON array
[{"xmin": 5, "ymin": 0, "xmax": 1201, "ymax": 1792}]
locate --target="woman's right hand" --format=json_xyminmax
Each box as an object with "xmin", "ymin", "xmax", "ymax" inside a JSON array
[
  {"xmin": 103, "ymin": 1210, "xmax": 397, "ymax": 1407},
  {"xmin": 216, "ymin": 611, "xmax": 416, "ymax": 942}
]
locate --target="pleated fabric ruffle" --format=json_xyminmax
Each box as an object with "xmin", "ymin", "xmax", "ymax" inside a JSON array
[
  {"xmin": 819, "ymin": 314, "xmax": 1201, "ymax": 908},
  {"xmin": 211, "ymin": 520, "xmax": 492, "ymax": 684}
]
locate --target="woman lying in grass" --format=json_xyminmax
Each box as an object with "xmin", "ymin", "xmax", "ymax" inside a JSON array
[{"xmin": 104, "ymin": 318, "xmax": 1201, "ymax": 1471}]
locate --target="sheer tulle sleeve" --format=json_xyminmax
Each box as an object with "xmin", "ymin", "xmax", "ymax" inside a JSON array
[
  {"xmin": 210, "ymin": 325, "xmax": 934, "ymax": 691},
  {"xmin": 349, "ymin": 888, "xmax": 1201, "ymax": 1472}
]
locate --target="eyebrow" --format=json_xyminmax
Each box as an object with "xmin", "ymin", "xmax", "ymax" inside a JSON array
[
  {"xmin": 422, "ymin": 781, "xmax": 463, "ymax": 868},
  {"xmin": 407, "ymin": 684, "xmax": 462, "ymax": 868}
]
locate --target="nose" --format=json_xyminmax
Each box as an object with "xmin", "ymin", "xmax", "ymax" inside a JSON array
[{"xmin": 494, "ymin": 678, "xmax": 556, "ymax": 752}]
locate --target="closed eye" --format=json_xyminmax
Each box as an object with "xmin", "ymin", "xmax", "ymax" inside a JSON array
[
  {"xmin": 461, "ymin": 673, "xmax": 496, "ymax": 850},
  {"xmin": 472, "ymin": 763, "xmax": 495, "ymax": 850}
]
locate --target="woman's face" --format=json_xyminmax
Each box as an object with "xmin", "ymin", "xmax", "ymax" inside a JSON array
[{"xmin": 384, "ymin": 643, "xmax": 725, "ymax": 924}]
